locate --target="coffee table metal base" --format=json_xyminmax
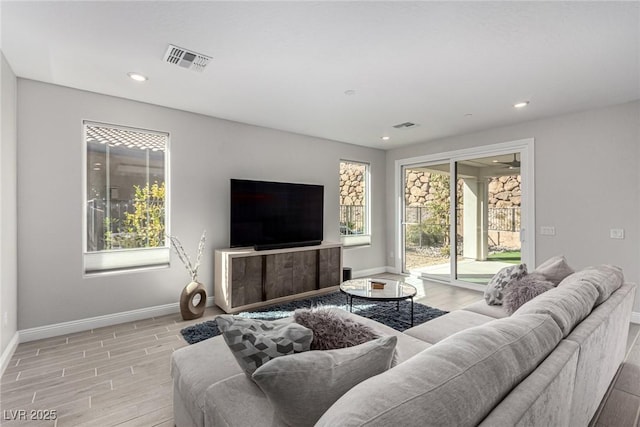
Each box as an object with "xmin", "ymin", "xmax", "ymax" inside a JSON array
[{"xmin": 343, "ymin": 293, "xmax": 415, "ymax": 327}]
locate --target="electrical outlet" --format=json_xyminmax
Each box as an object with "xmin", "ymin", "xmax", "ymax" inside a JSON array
[
  {"xmin": 610, "ymin": 229, "xmax": 624, "ymax": 239},
  {"xmin": 540, "ymin": 226, "xmax": 556, "ymax": 236}
]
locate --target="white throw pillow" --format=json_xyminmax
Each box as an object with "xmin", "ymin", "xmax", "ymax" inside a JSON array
[
  {"xmin": 252, "ymin": 335, "xmax": 397, "ymax": 427},
  {"xmin": 484, "ymin": 263, "xmax": 528, "ymax": 305}
]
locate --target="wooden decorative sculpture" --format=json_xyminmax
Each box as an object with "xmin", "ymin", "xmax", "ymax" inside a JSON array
[{"xmin": 169, "ymin": 230, "xmax": 207, "ymax": 320}]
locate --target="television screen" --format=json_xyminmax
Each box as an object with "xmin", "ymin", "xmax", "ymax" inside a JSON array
[{"xmin": 230, "ymin": 179, "xmax": 324, "ymax": 249}]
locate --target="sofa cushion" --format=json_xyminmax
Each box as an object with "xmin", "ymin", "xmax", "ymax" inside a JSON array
[
  {"xmin": 216, "ymin": 315, "xmax": 313, "ymax": 376},
  {"xmin": 204, "ymin": 373, "xmax": 285, "ymax": 427},
  {"xmin": 252, "ymin": 336, "xmax": 397, "ymax": 427},
  {"xmin": 503, "ymin": 273, "xmax": 555, "ymax": 315},
  {"xmin": 316, "ymin": 314, "xmax": 563, "ymax": 427},
  {"xmin": 561, "ymin": 264, "xmax": 623, "ymax": 305},
  {"xmin": 462, "ymin": 299, "xmax": 509, "ymax": 319},
  {"xmin": 513, "ymin": 277, "xmax": 599, "ymax": 337},
  {"xmin": 484, "ymin": 263, "xmax": 528, "ymax": 305},
  {"xmin": 533, "ymin": 255, "xmax": 574, "ymax": 285},
  {"xmin": 404, "ymin": 310, "xmax": 495, "ymax": 344},
  {"xmin": 293, "ymin": 307, "xmax": 379, "ymax": 350}
]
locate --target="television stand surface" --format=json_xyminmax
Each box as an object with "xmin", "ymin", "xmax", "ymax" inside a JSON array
[
  {"xmin": 214, "ymin": 242, "xmax": 342, "ymax": 313},
  {"xmin": 254, "ymin": 240, "xmax": 322, "ymax": 251}
]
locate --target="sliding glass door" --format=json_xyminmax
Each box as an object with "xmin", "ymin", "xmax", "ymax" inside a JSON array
[
  {"xmin": 455, "ymin": 154, "xmax": 522, "ymax": 285},
  {"xmin": 399, "ymin": 142, "xmax": 532, "ymax": 290},
  {"xmin": 402, "ymin": 163, "xmax": 451, "ymax": 282}
]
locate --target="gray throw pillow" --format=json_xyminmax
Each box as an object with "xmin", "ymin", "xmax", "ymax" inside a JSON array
[
  {"xmin": 215, "ymin": 315, "xmax": 313, "ymax": 376},
  {"xmin": 252, "ymin": 335, "xmax": 397, "ymax": 427},
  {"xmin": 534, "ymin": 255, "xmax": 574, "ymax": 285},
  {"xmin": 484, "ymin": 263, "xmax": 528, "ymax": 305},
  {"xmin": 503, "ymin": 273, "xmax": 555, "ymax": 315},
  {"xmin": 294, "ymin": 307, "xmax": 379, "ymax": 350}
]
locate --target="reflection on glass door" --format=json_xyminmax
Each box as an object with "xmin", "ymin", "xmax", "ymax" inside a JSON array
[
  {"xmin": 455, "ymin": 153, "xmax": 522, "ymax": 284},
  {"xmin": 402, "ymin": 163, "xmax": 451, "ymax": 282}
]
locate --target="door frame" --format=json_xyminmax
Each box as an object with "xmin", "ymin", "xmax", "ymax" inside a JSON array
[{"xmin": 393, "ymin": 138, "xmax": 535, "ymax": 291}]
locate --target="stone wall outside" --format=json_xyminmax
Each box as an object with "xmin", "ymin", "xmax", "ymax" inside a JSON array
[{"xmin": 339, "ymin": 166, "xmax": 522, "ymax": 250}]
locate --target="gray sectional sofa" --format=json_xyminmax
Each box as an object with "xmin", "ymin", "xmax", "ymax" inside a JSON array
[{"xmin": 171, "ymin": 265, "xmax": 636, "ymax": 427}]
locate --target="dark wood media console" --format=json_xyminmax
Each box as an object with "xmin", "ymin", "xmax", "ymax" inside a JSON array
[{"xmin": 214, "ymin": 242, "xmax": 343, "ymax": 313}]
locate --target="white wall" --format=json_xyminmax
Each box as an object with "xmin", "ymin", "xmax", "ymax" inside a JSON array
[
  {"xmin": 386, "ymin": 101, "xmax": 640, "ymax": 313},
  {"xmin": 0, "ymin": 52, "xmax": 18, "ymax": 358},
  {"xmin": 17, "ymin": 79, "xmax": 386, "ymax": 330}
]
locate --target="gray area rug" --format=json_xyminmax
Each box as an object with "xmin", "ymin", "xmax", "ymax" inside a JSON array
[{"xmin": 180, "ymin": 291, "xmax": 448, "ymax": 344}]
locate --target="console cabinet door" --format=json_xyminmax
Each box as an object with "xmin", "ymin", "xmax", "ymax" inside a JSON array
[
  {"xmin": 318, "ymin": 247, "xmax": 341, "ymax": 288},
  {"xmin": 264, "ymin": 253, "xmax": 294, "ymax": 300},
  {"xmin": 293, "ymin": 250, "xmax": 318, "ymax": 293},
  {"xmin": 231, "ymin": 256, "xmax": 263, "ymax": 307}
]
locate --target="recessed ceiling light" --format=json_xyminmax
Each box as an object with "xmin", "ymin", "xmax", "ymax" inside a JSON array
[
  {"xmin": 514, "ymin": 101, "xmax": 529, "ymax": 108},
  {"xmin": 127, "ymin": 72, "xmax": 148, "ymax": 82},
  {"xmin": 381, "ymin": 136, "xmax": 390, "ymax": 141},
  {"xmin": 464, "ymin": 113, "xmax": 473, "ymax": 117},
  {"xmin": 344, "ymin": 90, "xmax": 356, "ymax": 96}
]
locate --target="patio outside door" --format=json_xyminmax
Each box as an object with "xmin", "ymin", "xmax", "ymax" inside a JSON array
[
  {"xmin": 400, "ymin": 146, "xmax": 531, "ymax": 289},
  {"xmin": 454, "ymin": 154, "xmax": 522, "ymax": 285}
]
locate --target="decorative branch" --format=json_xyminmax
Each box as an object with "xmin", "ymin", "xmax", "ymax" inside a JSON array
[{"xmin": 168, "ymin": 230, "xmax": 206, "ymax": 282}]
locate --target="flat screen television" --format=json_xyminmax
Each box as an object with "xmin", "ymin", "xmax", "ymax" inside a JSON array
[{"xmin": 230, "ymin": 179, "xmax": 324, "ymax": 250}]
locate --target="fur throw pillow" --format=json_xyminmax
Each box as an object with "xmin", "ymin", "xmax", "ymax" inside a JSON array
[
  {"xmin": 503, "ymin": 273, "xmax": 555, "ymax": 315},
  {"xmin": 294, "ymin": 308, "xmax": 379, "ymax": 350}
]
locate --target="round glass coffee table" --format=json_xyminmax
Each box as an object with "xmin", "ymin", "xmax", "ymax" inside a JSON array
[{"xmin": 339, "ymin": 278, "xmax": 418, "ymax": 326}]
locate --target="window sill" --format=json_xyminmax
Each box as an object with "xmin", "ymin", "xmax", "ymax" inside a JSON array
[
  {"xmin": 340, "ymin": 235, "xmax": 371, "ymax": 247},
  {"xmin": 84, "ymin": 247, "xmax": 170, "ymax": 275}
]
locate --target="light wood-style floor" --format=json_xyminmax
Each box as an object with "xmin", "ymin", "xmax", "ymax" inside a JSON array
[{"xmin": 0, "ymin": 274, "xmax": 638, "ymax": 426}]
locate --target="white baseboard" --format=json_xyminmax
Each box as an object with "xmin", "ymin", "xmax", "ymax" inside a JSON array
[
  {"xmin": 1, "ymin": 332, "xmax": 19, "ymax": 377},
  {"xmin": 631, "ymin": 311, "xmax": 640, "ymax": 325},
  {"xmin": 352, "ymin": 266, "xmax": 388, "ymax": 278},
  {"xmin": 19, "ymin": 297, "xmax": 216, "ymax": 343},
  {"xmin": 384, "ymin": 266, "xmax": 402, "ymax": 275}
]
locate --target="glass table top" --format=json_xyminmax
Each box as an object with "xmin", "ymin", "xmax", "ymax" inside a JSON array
[{"xmin": 339, "ymin": 278, "xmax": 417, "ymax": 300}]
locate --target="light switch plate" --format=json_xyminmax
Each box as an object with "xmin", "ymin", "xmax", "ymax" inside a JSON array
[
  {"xmin": 610, "ymin": 229, "xmax": 624, "ymax": 239},
  {"xmin": 540, "ymin": 226, "xmax": 556, "ymax": 236}
]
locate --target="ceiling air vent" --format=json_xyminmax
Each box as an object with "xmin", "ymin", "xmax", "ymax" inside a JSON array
[
  {"xmin": 393, "ymin": 122, "xmax": 418, "ymax": 129},
  {"xmin": 163, "ymin": 44, "xmax": 211, "ymax": 72}
]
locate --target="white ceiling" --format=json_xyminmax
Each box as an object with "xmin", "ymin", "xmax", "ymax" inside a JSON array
[{"xmin": 1, "ymin": 1, "xmax": 638, "ymax": 149}]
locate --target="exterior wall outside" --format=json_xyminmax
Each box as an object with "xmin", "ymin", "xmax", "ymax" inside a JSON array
[
  {"xmin": 16, "ymin": 79, "xmax": 386, "ymax": 330},
  {"xmin": 0, "ymin": 51, "xmax": 18, "ymax": 355},
  {"xmin": 386, "ymin": 100, "xmax": 640, "ymax": 313}
]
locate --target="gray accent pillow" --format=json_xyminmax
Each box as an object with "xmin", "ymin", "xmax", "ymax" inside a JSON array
[
  {"xmin": 534, "ymin": 255, "xmax": 574, "ymax": 285},
  {"xmin": 294, "ymin": 307, "xmax": 379, "ymax": 350},
  {"xmin": 503, "ymin": 273, "xmax": 555, "ymax": 315},
  {"xmin": 484, "ymin": 263, "xmax": 528, "ymax": 305},
  {"xmin": 216, "ymin": 315, "xmax": 313, "ymax": 376},
  {"xmin": 252, "ymin": 335, "xmax": 397, "ymax": 427}
]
